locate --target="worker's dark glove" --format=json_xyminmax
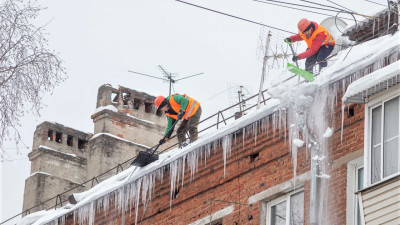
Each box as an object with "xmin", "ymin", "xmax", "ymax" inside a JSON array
[
  {"xmin": 159, "ymin": 138, "xmax": 167, "ymax": 145},
  {"xmin": 284, "ymin": 38, "xmax": 292, "ymax": 45},
  {"xmin": 292, "ymin": 55, "xmax": 299, "ymax": 62},
  {"xmin": 177, "ymin": 110, "xmax": 185, "ymax": 120}
]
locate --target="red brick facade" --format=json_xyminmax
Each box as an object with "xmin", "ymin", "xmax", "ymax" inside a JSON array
[{"xmin": 58, "ymin": 91, "xmax": 365, "ymax": 225}]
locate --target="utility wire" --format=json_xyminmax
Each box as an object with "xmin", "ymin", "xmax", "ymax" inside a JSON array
[
  {"xmin": 300, "ymin": 0, "xmax": 351, "ymax": 12},
  {"xmin": 326, "ymin": 0, "xmax": 354, "ymax": 12},
  {"xmin": 259, "ymin": 0, "xmax": 380, "ymax": 19},
  {"xmin": 253, "ymin": 0, "xmax": 357, "ymax": 22},
  {"xmin": 255, "ymin": 0, "xmax": 346, "ymax": 13},
  {"xmin": 175, "ymin": 0, "xmax": 295, "ymax": 34},
  {"xmin": 365, "ymin": 0, "xmax": 388, "ymax": 6}
]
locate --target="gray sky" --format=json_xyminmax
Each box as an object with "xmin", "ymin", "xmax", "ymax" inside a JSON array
[{"xmin": 0, "ymin": 0, "xmax": 384, "ymax": 223}]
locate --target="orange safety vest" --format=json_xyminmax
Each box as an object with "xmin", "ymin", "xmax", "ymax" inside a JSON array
[
  {"xmin": 165, "ymin": 94, "xmax": 200, "ymax": 120},
  {"xmin": 299, "ymin": 24, "xmax": 335, "ymax": 48}
]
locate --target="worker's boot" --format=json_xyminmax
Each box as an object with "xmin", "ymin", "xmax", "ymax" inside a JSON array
[{"xmin": 179, "ymin": 142, "xmax": 188, "ymax": 149}]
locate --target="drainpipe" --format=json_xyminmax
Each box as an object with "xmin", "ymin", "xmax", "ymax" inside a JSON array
[
  {"xmin": 309, "ymin": 143, "xmax": 318, "ymax": 225},
  {"xmin": 301, "ymin": 123, "xmax": 318, "ymax": 225}
]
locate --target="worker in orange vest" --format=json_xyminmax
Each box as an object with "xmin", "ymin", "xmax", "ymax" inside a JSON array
[
  {"xmin": 154, "ymin": 94, "xmax": 201, "ymax": 148},
  {"xmin": 285, "ymin": 18, "xmax": 335, "ymax": 73}
]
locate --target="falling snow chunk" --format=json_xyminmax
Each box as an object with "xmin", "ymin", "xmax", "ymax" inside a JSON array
[
  {"xmin": 293, "ymin": 139, "xmax": 304, "ymax": 147},
  {"xmin": 323, "ymin": 127, "xmax": 333, "ymax": 138}
]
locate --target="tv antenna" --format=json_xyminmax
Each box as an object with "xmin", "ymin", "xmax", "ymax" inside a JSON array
[{"xmin": 128, "ymin": 65, "xmax": 204, "ymax": 96}]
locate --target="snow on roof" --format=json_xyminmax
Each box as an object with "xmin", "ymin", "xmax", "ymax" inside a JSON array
[
  {"xmin": 343, "ymin": 6, "xmax": 388, "ymax": 34},
  {"xmin": 29, "ymin": 171, "xmax": 52, "ymax": 177},
  {"xmin": 20, "ymin": 99, "xmax": 282, "ymax": 225},
  {"xmin": 20, "ymin": 31, "xmax": 400, "ymax": 225},
  {"xmin": 125, "ymin": 113, "xmax": 156, "ymax": 125},
  {"xmin": 91, "ymin": 133, "xmax": 150, "ymax": 149},
  {"xmin": 38, "ymin": 145, "xmax": 77, "ymax": 158},
  {"xmin": 343, "ymin": 60, "xmax": 400, "ymax": 103},
  {"xmin": 316, "ymin": 32, "xmax": 400, "ymax": 86},
  {"xmin": 93, "ymin": 105, "xmax": 156, "ymax": 125},
  {"xmin": 94, "ymin": 105, "xmax": 118, "ymax": 114}
]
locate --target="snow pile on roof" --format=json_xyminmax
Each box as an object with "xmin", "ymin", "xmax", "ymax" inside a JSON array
[
  {"xmin": 342, "ymin": 60, "xmax": 400, "ymax": 103},
  {"xmin": 317, "ymin": 32, "xmax": 400, "ymax": 85}
]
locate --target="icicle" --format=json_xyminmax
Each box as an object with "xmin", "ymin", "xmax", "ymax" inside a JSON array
[
  {"xmin": 373, "ymin": 19, "xmax": 376, "ymax": 36},
  {"xmin": 181, "ymin": 154, "xmax": 186, "ymax": 187},
  {"xmin": 242, "ymin": 127, "xmax": 245, "ymax": 150},
  {"xmin": 222, "ymin": 134, "xmax": 232, "ymax": 177}
]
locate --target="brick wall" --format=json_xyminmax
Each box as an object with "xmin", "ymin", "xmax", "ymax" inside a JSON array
[{"xmin": 59, "ymin": 92, "xmax": 365, "ymax": 225}]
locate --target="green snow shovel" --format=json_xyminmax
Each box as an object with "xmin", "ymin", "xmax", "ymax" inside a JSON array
[{"xmin": 285, "ymin": 40, "xmax": 315, "ymax": 82}]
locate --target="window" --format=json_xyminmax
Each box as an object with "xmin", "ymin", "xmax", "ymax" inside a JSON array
[
  {"xmin": 368, "ymin": 95, "xmax": 399, "ymax": 184},
  {"xmin": 78, "ymin": 139, "xmax": 88, "ymax": 150},
  {"xmin": 144, "ymin": 102, "xmax": 153, "ymax": 113},
  {"xmin": 346, "ymin": 157, "xmax": 364, "ymax": 225},
  {"xmin": 67, "ymin": 135, "xmax": 74, "ymax": 147},
  {"xmin": 48, "ymin": 130, "xmax": 54, "ymax": 141},
  {"xmin": 267, "ymin": 190, "xmax": 304, "ymax": 225},
  {"xmin": 55, "ymin": 132, "xmax": 63, "ymax": 143}
]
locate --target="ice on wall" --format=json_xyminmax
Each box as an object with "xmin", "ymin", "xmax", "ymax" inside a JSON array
[{"xmin": 323, "ymin": 127, "xmax": 333, "ymax": 138}]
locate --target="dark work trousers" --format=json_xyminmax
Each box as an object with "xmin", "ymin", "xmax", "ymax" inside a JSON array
[
  {"xmin": 305, "ymin": 44, "xmax": 334, "ymax": 73},
  {"xmin": 177, "ymin": 106, "xmax": 202, "ymax": 144}
]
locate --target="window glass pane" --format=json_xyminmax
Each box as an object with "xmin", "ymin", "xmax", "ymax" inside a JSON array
[
  {"xmin": 384, "ymin": 97, "xmax": 399, "ymax": 139},
  {"xmin": 383, "ymin": 138, "xmax": 399, "ymax": 177},
  {"xmin": 290, "ymin": 191, "xmax": 304, "ymax": 225},
  {"xmin": 371, "ymin": 146, "xmax": 381, "ymax": 183},
  {"xmin": 271, "ymin": 201, "xmax": 286, "ymax": 225},
  {"xmin": 383, "ymin": 97, "xmax": 399, "ymax": 178},
  {"xmin": 372, "ymin": 106, "xmax": 382, "ymax": 146},
  {"xmin": 371, "ymin": 106, "xmax": 382, "ymax": 183}
]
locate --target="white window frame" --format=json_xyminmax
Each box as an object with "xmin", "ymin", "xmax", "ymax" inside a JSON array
[
  {"xmin": 346, "ymin": 157, "xmax": 364, "ymax": 225},
  {"xmin": 364, "ymin": 89, "xmax": 400, "ymax": 187},
  {"xmin": 266, "ymin": 189, "xmax": 304, "ymax": 225},
  {"xmin": 355, "ymin": 165, "xmax": 364, "ymax": 225}
]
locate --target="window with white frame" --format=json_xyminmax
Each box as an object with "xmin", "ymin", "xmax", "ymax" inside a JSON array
[
  {"xmin": 368, "ymin": 94, "xmax": 400, "ymax": 185},
  {"xmin": 346, "ymin": 157, "xmax": 364, "ymax": 225},
  {"xmin": 267, "ymin": 190, "xmax": 304, "ymax": 225}
]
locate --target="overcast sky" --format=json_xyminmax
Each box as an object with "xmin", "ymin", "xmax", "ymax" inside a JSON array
[{"xmin": 0, "ymin": 0, "xmax": 384, "ymax": 223}]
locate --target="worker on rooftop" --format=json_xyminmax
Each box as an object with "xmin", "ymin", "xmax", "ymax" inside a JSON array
[
  {"xmin": 285, "ymin": 18, "xmax": 335, "ymax": 73},
  {"xmin": 154, "ymin": 94, "xmax": 201, "ymax": 148}
]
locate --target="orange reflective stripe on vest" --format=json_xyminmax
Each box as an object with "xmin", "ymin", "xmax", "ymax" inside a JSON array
[
  {"xmin": 165, "ymin": 94, "xmax": 200, "ymax": 120},
  {"xmin": 299, "ymin": 24, "xmax": 335, "ymax": 48}
]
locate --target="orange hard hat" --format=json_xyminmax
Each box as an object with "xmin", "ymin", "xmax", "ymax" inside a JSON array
[
  {"xmin": 154, "ymin": 96, "xmax": 166, "ymax": 108},
  {"xmin": 298, "ymin": 18, "xmax": 311, "ymax": 33}
]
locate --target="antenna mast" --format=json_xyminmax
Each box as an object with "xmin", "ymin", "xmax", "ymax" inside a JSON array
[
  {"xmin": 128, "ymin": 66, "xmax": 204, "ymax": 96},
  {"xmin": 257, "ymin": 31, "xmax": 272, "ymax": 109}
]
